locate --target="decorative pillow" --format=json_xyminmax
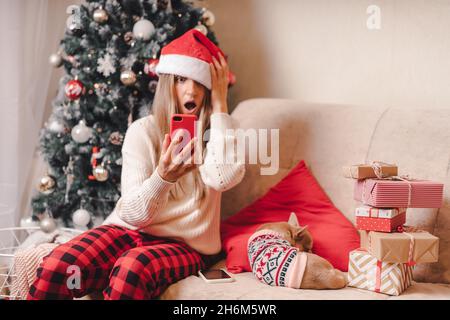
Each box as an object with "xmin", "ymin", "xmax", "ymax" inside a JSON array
[{"xmin": 220, "ymin": 160, "xmax": 360, "ymax": 273}]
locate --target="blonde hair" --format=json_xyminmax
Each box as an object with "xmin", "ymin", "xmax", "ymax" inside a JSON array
[{"xmin": 151, "ymin": 74, "xmax": 212, "ymax": 201}]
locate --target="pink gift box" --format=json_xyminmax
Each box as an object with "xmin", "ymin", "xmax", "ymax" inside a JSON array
[{"xmin": 354, "ymin": 178, "xmax": 443, "ymax": 208}]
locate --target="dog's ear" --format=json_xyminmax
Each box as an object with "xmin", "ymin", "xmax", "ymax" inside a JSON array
[
  {"xmin": 294, "ymin": 225, "xmax": 309, "ymax": 238},
  {"xmin": 288, "ymin": 212, "xmax": 299, "ymax": 227}
]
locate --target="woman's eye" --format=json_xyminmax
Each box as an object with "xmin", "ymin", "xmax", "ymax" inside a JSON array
[{"xmin": 176, "ymin": 76, "xmax": 186, "ymax": 83}]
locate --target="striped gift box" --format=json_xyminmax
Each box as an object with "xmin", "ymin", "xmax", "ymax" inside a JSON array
[
  {"xmin": 354, "ymin": 179, "xmax": 443, "ymax": 208},
  {"xmin": 348, "ymin": 250, "xmax": 413, "ymax": 296}
]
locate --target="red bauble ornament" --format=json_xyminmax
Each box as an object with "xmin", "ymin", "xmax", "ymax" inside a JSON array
[
  {"xmin": 144, "ymin": 58, "xmax": 159, "ymax": 78},
  {"xmin": 65, "ymin": 79, "xmax": 84, "ymax": 100}
]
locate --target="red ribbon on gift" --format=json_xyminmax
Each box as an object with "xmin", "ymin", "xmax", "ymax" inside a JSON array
[
  {"xmin": 395, "ymin": 225, "xmax": 426, "ymax": 266},
  {"xmin": 375, "ymin": 260, "xmax": 382, "ymax": 293}
]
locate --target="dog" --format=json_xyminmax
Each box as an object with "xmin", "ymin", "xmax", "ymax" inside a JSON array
[{"xmin": 248, "ymin": 213, "xmax": 347, "ymax": 290}]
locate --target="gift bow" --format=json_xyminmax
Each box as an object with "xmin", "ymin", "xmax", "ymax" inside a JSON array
[{"xmin": 371, "ymin": 161, "xmax": 397, "ymax": 179}]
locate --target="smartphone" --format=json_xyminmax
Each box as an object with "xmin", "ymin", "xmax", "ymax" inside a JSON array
[
  {"xmin": 198, "ymin": 268, "xmax": 235, "ymax": 284},
  {"xmin": 169, "ymin": 114, "xmax": 197, "ymax": 147}
]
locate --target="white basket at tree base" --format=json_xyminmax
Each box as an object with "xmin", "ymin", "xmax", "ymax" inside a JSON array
[{"xmin": 0, "ymin": 227, "xmax": 83, "ymax": 300}]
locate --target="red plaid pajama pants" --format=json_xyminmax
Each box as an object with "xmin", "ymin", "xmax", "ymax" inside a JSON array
[{"xmin": 27, "ymin": 225, "xmax": 219, "ymax": 300}]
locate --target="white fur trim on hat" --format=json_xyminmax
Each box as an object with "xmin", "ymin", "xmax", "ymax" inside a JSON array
[{"xmin": 155, "ymin": 54, "xmax": 211, "ymax": 89}]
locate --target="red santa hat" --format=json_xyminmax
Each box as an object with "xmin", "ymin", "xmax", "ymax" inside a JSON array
[{"xmin": 155, "ymin": 29, "xmax": 235, "ymax": 90}]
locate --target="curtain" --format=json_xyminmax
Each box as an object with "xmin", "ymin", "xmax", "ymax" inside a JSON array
[{"xmin": 0, "ymin": 0, "xmax": 80, "ymax": 249}]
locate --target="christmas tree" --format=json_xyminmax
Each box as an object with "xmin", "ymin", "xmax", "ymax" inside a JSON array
[{"xmin": 30, "ymin": 0, "xmax": 220, "ymax": 230}]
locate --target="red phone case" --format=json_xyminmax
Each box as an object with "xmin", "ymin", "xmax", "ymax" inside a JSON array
[{"xmin": 170, "ymin": 114, "xmax": 197, "ymax": 144}]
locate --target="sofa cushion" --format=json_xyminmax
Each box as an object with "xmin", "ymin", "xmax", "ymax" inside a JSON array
[
  {"xmin": 221, "ymin": 160, "xmax": 360, "ymax": 273},
  {"xmin": 160, "ymin": 259, "xmax": 450, "ymax": 300}
]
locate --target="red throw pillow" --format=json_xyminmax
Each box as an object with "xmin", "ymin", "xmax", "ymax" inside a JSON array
[{"xmin": 221, "ymin": 160, "xmax": 360, "ymax": 273}]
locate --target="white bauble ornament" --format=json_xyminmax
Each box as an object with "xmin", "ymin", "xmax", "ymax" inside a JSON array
[
  {"xmin": 20, "ymin": 216, "xmax": 40, "ymax": 228},
  {"xmin": 120, "ymin": 70, "xmax": 137, "ymax": 86},
  {"xmin": 71, "ymin": 120, "xmax": 92, "ymax": 143},
  {"xmin": 40, "ymin": 217, "xmax": 57, "ymax": 233},
  {"xmin": 49, "ymin": 53, "xmax": 63, "ymax": 67},
  {"xmin": 132, "ymin": 19, "xmax": 155, "ymax": 41},
  {"xmin": 72, "ymin": 208, "xmax": 91, "ymax": 227}
]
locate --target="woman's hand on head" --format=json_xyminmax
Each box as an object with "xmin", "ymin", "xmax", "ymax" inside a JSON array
[
  {"xmin": 157, "ymin": 132, "xmax": 198, "ymax": 183},
  {"xmin": 210, "ymin": 53, "xmax": 229, "ymax": 114}
]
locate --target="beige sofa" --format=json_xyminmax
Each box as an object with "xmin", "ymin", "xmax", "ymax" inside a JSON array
[{"xmin": 160, "ymin": 98, "xmax": 450, "ymax": 300}]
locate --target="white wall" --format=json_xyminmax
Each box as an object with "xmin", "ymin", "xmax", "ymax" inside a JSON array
[
  {"xmin": 30, "ymin": 0, "xmax": 449, "ymax": 223},
  {"xmin": 207, "ymin": 0, "xmax": 450, "ymax": 110}
]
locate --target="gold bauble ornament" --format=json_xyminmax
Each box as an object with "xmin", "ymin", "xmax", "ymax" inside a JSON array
[
  {"xmin": 40, "ymin": 217, "xmax": 57, "ymax": 233},
  {"xmin": 93, "ymin": 165, "xmax": 109, "ymax": 182},
  {"xmin": 38, "ymin": 175, "xmax": 56, "ymax": 194},
  {"xmin": 202, "ymin": 9, "xmax": 215, "ymax": 27},
  {"xmin": 120, "ymin": 70, "xmax": 137, "ymax": 86},
  {"xmin": 194, "ymin": 24, "xmax": 208, "ymax": 35},
  {"xmin": 93, "ymin": 8, "xmax": 109, "ymax": 24},
  {"xmin": 49, "ymin": 53, "xmax": 63, "ymax": 67}
]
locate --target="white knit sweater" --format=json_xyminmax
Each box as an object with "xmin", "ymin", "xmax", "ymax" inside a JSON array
[{"xmin": 103, "ymin": 113, "xmax": 245, "ymax": 255}]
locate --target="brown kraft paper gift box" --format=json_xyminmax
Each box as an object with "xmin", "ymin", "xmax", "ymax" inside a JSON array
[
  {"xmin": 342, "ymin": 163, "xmax": 398, "ymax": 179},
  {"xmin": 359, "ymin": 230, "xmax": 439, "ymax": 264}
]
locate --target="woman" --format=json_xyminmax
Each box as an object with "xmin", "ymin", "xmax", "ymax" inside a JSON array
[{"xmin": 28, "ymin": 29, "xmax": 245, "ymax": 300}]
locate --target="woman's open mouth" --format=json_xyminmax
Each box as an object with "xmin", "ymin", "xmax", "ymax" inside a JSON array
[{"xmin": 184, "ymin": 101, "xmax": 197, "ymax": 112}]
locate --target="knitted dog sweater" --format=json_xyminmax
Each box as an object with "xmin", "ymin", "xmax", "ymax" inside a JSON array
[{"xmin": 247, "ymin": 230, "xmax": 308, "ymax": 288}]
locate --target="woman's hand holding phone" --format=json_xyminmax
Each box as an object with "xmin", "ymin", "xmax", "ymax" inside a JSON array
[{"xmin": 157, "ymin": 131, "xmax": 197, "ymax": 183}]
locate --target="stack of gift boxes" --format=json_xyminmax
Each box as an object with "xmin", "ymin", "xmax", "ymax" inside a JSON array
[{"xmin": 342, "ymin": 163, "xmax": 443, "ymax": 296}]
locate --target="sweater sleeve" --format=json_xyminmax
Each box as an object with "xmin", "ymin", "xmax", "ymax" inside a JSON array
[
  {"xmin": 117, "ymin": 121, "xmax": 174, "ymax": 227},
  {"xmin": 199, "ymin": 113, "xmax": 246, "ymax": 192}
]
